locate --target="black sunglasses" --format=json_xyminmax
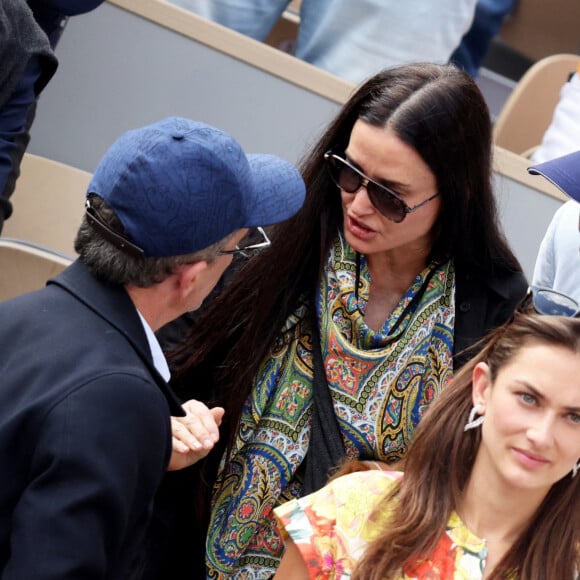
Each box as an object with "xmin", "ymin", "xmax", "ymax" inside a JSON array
[
  {"xmin": 324, "ymin": 151, "xmax": 440, "ymax": 223},
  {"xmin": 527, "ymin": 286, "xmax": 580, "ymax": 317},
  {"xmin": 218, "ymin": 227, "xmax": 271, "ymax": 258}
]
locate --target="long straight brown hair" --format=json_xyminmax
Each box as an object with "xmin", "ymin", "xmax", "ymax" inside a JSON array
[
  {"xmin": 164, "ymin": 63, "xmax": 524, "ymax": 565},
  {"xmin": 170, "ymin": 62, "xmax": 522, "ymax": 453},
  {"xmin": 352, "ymin": 313, "xmax": 580, "ymax": 580}
]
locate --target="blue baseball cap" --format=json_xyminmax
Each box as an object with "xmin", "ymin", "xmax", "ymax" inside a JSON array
[
  {"xmin": 528, "ymin": 150, "xmax": 580, "ymax": 203},
  {"xmin": 87, "ymin": 117, "xmax": 306, "ymax": 257}
]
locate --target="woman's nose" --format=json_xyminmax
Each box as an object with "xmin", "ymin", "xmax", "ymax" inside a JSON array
[
  {"xmin": 526, "ymin": 414, "xmax": 556, "ymax": 449},
  {"xmin": 345, "ymin": 180, "xmax": 374, "ymax": 212}
]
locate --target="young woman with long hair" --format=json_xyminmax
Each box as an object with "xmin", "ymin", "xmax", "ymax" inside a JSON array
[{"xmin": 275, "ymin": 312, "xmax": 580, "ymax": 579}]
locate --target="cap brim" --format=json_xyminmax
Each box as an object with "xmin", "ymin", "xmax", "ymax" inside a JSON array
[
  {"xmin": 528, "ymin": 150, "xmax": 580, "ymax": 202},
  {"xmin": 243, "ymin": 154, "xmax": 306, "ymax": 227}
]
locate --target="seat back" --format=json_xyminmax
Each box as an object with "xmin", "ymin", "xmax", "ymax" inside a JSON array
[
  {"xmin": 2, "ymin": 153, "xmax": 91, "ymax": 257},
  {"xmin": 0, "ymin": 239, "xmax": 72, "ymax": 302},
  {"xmin": 493, "ymin": 53, "xmax": 580, "ymax": 155}
]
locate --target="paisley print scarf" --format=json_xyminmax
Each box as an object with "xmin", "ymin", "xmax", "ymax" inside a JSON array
[{"xmin": 206, "ymin": 233, "xmax": 455, "ymax": 579}]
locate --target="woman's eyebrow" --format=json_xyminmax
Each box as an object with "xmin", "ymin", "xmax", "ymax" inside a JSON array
[
  {"xmin": 344, "ymin": 153, "xmax": 412, "ymax": 192},
  {"xmin": 519, "ymin": 383, "xmax": 545, "ymax": 401},
  {"xmin": 518, "ymin": 381, "xmax": 580, "ymax": 412}
]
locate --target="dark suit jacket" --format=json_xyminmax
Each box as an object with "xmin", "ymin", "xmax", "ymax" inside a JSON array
[
  {"xmin": 453, "ymin": 262, "xmax": 528, "ymax": 367},
  {"xmin": 0, "ymin": 260, "xmax": 183, "ymax": 579}
]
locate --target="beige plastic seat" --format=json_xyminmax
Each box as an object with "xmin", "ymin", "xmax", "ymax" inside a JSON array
[
  {"xmin": 2, "ymin": 153, "xmax": 91, "ymax": 257},
  {"xmin": 493, "ymin": 53, "xmax": 580, "ymax": 156},
  {"xmin": 0, "ymin": 238, "xmax": 72, "ymax": 302}
]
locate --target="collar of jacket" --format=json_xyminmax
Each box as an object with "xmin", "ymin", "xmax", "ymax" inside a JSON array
[{"xmin": 48, "ymin": 259, "xmax": 185, "ymax": 416}]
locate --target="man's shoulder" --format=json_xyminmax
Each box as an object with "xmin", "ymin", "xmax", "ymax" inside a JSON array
[{"xmin": 0, "ymin": 284, "xmax": 157, "ymax": 392}]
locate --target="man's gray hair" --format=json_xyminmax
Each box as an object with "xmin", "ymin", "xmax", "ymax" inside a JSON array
[{"xmin": 74, "ymin": 195, "xmax": 231, "ymax": 287}]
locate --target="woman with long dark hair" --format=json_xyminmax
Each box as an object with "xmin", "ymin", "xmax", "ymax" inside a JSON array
[
  {"xmin": 164, "ymin": 63, "xmax": 528, "ymax": 578},
  {"xmin": 274, "ymin": 312, "xmax": 580, "ymax": 579}
]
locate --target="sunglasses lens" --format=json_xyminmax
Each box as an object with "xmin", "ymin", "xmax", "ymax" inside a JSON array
[
  {"xmin": 335, "ymin": 163, "xmax": 361, "ymax": 193},
  {"xmin": 366, "ymin": 183, "xmax": 406, "ymax": 222},
  {"xmin": 325, "ymin": 153, "xmax": 405, "ymax": 222},
  {"xmin": 533, "ymin": 288, "xmax": 579, "ymax": 316},
  {"xmin": 239, "ymin": 228, "xmax": 263, "ymax": 247}
]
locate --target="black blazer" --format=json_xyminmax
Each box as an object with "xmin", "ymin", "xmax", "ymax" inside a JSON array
[
  {"xmin": 453, "ymin": 263, "xmax": 529, "ymax": 368},
  {"xmin": 0, "ymin": 260, "xmax": 182, "ymax": 579}
]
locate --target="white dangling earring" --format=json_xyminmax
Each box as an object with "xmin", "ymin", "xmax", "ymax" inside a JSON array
[
  {"xmin": 573, "ymin": 461, "xmax": 580, "ymax": 478},
  {"xmin": 464, "ymin": 405, "xmax": 484, "ymax": 432}
]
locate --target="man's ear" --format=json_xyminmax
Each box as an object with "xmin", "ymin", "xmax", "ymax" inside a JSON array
[
  {"xmin": 471, "ymin": 361, "xmax": 491, "ymax": 413},
  {"xmin": 174, "ymin": 260, "xmax": 208, "ymax": 299}
]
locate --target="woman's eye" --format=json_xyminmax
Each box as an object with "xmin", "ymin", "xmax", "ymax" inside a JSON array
[
  {"xmin": 518, "ymin": 392, "xmax": 536, "ymax": 405},
  {"xmin": 568, "ymin": 413, "xmax": 580, "ymax": 425}
]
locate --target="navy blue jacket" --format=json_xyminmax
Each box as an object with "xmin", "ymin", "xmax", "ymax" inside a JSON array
[
  {"xmin": 28, "ymin": 0, "xmax": 107, "ymax": 48},
  {"xmin": 0, "ymin": 260, "xmax": 183, "ymax": 579}
]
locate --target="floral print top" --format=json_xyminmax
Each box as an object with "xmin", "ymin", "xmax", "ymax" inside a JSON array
[{"xmin": 274, "ymin": 470, "xmax": 488, "ymax": 579}]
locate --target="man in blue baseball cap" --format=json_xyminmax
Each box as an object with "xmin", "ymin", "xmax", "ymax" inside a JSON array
[
  {"xmin": 0, "ymin": 117, "xmax": 306, "ymax": 578},
  {"xmin": 528, "ymin": 150, "xmax": 580, "ymax": 302}
]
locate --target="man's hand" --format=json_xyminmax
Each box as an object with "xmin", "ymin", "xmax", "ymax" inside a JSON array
[{"xmin": 168, "ymin": 399, "xmax": 224, "ymax": 471}]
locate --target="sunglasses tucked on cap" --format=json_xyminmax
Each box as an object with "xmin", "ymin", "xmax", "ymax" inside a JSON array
[{"xmin": 86, "ymin": 117, "xmax": 306, "ymax": 258}]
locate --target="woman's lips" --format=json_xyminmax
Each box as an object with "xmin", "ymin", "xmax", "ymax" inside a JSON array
[
  {"xmin": 346, "ymin": 215, "xmax": 375, "ymax": 240},
  {"xmin": 512, "ymin": 447, "xmax": 550, "ymax": 470}
]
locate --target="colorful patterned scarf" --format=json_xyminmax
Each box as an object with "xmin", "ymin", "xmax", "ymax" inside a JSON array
[{"xmin": 206, "ymin": 233, "xmax": 455, "ymax": 579}]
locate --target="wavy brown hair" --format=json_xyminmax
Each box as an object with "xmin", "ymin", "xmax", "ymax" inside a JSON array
[{"xmin": 352, "ymin": 313, "xmax": 580, "ymax": 580}]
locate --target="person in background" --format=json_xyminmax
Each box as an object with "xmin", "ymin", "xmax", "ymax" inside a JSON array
[
  {"xmin": 530, "ymin": 61, "xmax": 580, "ymax": 165},
  {"xmin": 451, "ymin": 0, "xmax": 519, "ymax": 78},
  {"xmin": 160, "ymin": 63, "xmax": 528, "ymax": 579},
  {"xmin": 527, "ymin": 59, "xmax": 580, "ymax": 301},
  {"xmin": 169, "ymin": 0, "xmax": 477, "ymax": 85},
  {"xmin": 0, "ymin": 0, "xmax": 106, "ymax": 235},
  {"xmin": 275, "ymin": 309, "xmax": 580, "ymax": 579},
  {"xmin": 0, "ymin": 0, "xmax": 57, "ymax": 233},
  {"xmin": 28, "ymin": 0, "xmax": 107, "ymax": 49},
  {"xmin": 529, "ymin": 150, "xmax": 580, "ymax": 303},
  {"xmin": 0, "ymin": 117, "xmax": 305, "ymax": 578}
]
